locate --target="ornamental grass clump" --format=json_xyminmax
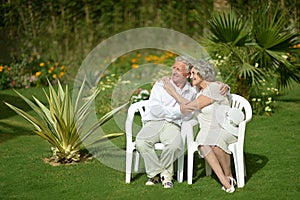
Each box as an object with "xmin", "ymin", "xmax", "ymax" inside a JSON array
[{"xmin": 5, "ymin": 79, "xmax": 127, "ymax": 164}]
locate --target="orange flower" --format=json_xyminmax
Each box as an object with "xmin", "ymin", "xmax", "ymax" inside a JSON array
[
  {"xmin": 132, "ymin": 64, "xmax": 139, "ymax": 69},
  {"xmin": 35, "ymin": 71, "xmax": 42, "ymax": 77},
  {"xmin": 48, "ymin": 66, "xmax": 54, "ymax": 73},
  {"xmin": 131, "ymin": 58, "xmax": 138, "ymax": 63},
  {"xmin": 167, "ymin": 52, "xmax": 175, "ymax": 57},
  {"xmin": 59, "ymin": 72, "xmax": 65, "ymax": 78},
  {"xmin": 151, "ymin": 55, "xmax": 159, "ymax": 61},
  {"xmin": 145, "ymin": 56, "xmax": 152, "ymax": 61},
  {"xmin": 0, "ymin": 66, "xmax": 3, "ymax": 72},
  {"xmin": 40, "ymin": 62, "xmax": 45, "ymax": 67},
  {"xmin": 60, "ymin": 65, "xmax": 65, "ymax": 70}
]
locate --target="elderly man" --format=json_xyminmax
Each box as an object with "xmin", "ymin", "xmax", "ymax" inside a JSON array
[{"xmin": 135, "ymin": 55, "xmax": 196, "ymax": 188}]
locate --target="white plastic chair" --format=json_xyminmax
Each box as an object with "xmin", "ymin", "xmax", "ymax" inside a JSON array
[
  {"xmin": 182, "ymin": 94, "xmax": 252, "ymax": 187},
  {"xmin": 125, "ymin": 100, "xmax": 184, "ymax": 183}
]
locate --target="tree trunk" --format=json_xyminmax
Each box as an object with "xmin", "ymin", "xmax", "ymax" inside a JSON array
[
  {"xmin": 28, "ymin": 1, "xmax": 36, "ymax": 39},
  {"xmin": 236, "ymin": 77, "xmax": 251, "ymax": 99},
  {"xmin": 213, "ymin": 0, "xmax": 230, "ymax": 12}
]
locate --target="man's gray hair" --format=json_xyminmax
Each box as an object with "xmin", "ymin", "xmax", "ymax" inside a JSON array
[
  {"xmin": 192, "ymin": 59, "xmax": 216, "ymax": 81},
  {"xmin": 175, "ymin": 55, "xmax": 194, "ymax": 72}
]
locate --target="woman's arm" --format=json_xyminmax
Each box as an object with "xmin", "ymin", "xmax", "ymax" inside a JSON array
[{"xmin": 180, "ymin": 94, "xmax": 213, "ymax": 114}]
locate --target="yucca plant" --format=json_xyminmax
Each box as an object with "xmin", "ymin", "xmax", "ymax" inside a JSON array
[{"xmin": 4, "ymin": 79, "xmax": 127, "ymax": 164}]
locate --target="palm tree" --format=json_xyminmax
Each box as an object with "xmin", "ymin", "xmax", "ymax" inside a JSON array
[{"xmin": 201, "ymin": 3, "xmax": 300, "ymax": 98}]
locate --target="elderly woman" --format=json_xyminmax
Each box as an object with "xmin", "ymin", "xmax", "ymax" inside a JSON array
[{"xmin": 163, "ymin": 60, "xmax": 237, "ymax": 193}]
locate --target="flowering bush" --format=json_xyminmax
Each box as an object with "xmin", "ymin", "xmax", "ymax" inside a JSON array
[
  {"xmin": 0, "ymin": 52, "xmax": 66, "ymax": 89},
  {"xmin": 210, "ymin": 53, "xmax": 282, "ymax": 116},
  {"xmin": 131, "ymin": 88, "xmax": 150, "ymax": 103},
  {"xmin": 96, "ymin": 73, "xmax": 121, "ymax": 115},
  {"xmin": 250, "ymin": 79, "xmax": 279, "ymax": 116},
  {"xmin": 94, "ymin": 51, "xmax": 174, "ymax": 115}
]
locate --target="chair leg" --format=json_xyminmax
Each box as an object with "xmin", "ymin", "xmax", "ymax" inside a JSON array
[
  {"xmin": 236, "ymin": 150, "xmax": 245, "ymax": 188},
  {"xmin": 126, "ymin": 151, "xmax": 133, "ymax": 183},
  {"xmin": 187, "ymin": 149, "xmax": 194, "ymax": 185},
  {"xmin": 177, "ymin": 154, "xmax": 184, "ymax": 183},
  {"xmin": 134, "ymin": 151, "xmax": 140, "ymax": 172}
]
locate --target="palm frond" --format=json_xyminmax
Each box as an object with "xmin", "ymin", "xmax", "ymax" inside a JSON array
[{"xmin": 208, "ymin": 10, "xmax": 251, "ymax": 46}]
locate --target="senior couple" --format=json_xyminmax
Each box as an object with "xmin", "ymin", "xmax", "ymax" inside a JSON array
[{"xmin": 135, "ymin": 55, "xmax": 237, "ymax": 193}]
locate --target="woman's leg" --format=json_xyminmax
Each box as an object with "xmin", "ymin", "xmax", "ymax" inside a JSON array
[
  {"xmin": 212, "ymin": 146, "xmax": 233, "ymax": 178},
  {"xmin": 199, "ymin": 145, "xmax": 231, "ymax": 189}
]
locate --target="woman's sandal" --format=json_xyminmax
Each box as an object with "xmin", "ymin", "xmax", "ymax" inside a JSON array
[{"xmin": 221, "ymin": 177, "xmax": 236, "ymax": 193}]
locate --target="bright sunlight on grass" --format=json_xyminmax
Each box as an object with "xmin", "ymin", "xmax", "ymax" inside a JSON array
[{"xmin": 0, "ymin": 84, "xmax": 300, "ymax": 199}]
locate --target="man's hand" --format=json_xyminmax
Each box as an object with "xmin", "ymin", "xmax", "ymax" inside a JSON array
[
  {"xmin": 217, "ymin": 81, "xmax": 229, "ymax": 96},
  {"xmin": 162, "ymin": 77, "xmax": 176, "ymax": 97}
]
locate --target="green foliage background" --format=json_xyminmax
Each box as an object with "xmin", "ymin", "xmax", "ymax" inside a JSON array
[{"xmin": 1, "ymin": 0, "xmax": 299, "ymax": 80}]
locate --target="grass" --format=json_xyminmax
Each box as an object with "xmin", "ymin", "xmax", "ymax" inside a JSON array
[{"xmin": 0, "ymin": 84, "xmax": 300, "ymax": 200}]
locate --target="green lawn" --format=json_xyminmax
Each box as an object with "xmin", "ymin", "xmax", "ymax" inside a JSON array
[{"xmin": 0, "ymin": 85, "xmax": 299, "ymax": 200}]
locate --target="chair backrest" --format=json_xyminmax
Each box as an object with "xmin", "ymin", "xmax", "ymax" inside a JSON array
[
  {"xmin": 230, "ymin": 94, "xmax": 252, "ymax": 147},
  {"xmin": 125, "ymin": 100, "xmax": 149, "ymax": 145},
  {"xmin": 231, "ymin": 94, "xmax": 252, "ymax": 122}
]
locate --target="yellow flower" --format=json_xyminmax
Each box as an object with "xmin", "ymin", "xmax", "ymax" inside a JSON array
[
  {"xmin": 39, "ymin": 62, "xmax": 45, "ymax": 67},
  {"xmin": 60, "ymin": 65, "xmax": 65, "ymax": 70},
  {"xmin": 0, "ymin": 66, "xmax": 3, "ymax": 72},
  {"xmin": 35, "ymin": 71, "xmax": 42, "ymax": 77},
  {"xmin": 52, "ymin": 74, "xmax": 57, "ymax": 79}
]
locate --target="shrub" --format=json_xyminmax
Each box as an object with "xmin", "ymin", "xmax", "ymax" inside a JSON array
[{"xmin": 0, "ymin": 52, "xmax": 66, "ymax": 89}]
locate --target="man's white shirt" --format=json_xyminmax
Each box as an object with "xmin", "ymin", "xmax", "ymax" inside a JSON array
[{"xmin": 142, "ymin": 79, "xmax": 197, "ymax": 126}]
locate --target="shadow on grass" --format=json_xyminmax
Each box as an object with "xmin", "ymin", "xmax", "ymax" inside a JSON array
[
  {"xmin": 244, "ymin": 152, "xmax": 268, "ymax": 183},
  {"xmin": 0, "ymin": 93, "xmax": 41, "ymax": 143},
  {"xmin": 0, "ymin": 94, "xmax": 32, "ymax": 120},
  {"xmin": 176, "ymin": 151, "xmax": 268, "ymax": 185},
  {"xmin": 0, "ymin": 120, "xmax": 34, "ymax": 143}
]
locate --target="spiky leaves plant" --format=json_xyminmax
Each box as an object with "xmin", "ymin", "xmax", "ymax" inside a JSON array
[{"xmin": 5, "ymin": 79, "xmax": 127, "ymax": 163}]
